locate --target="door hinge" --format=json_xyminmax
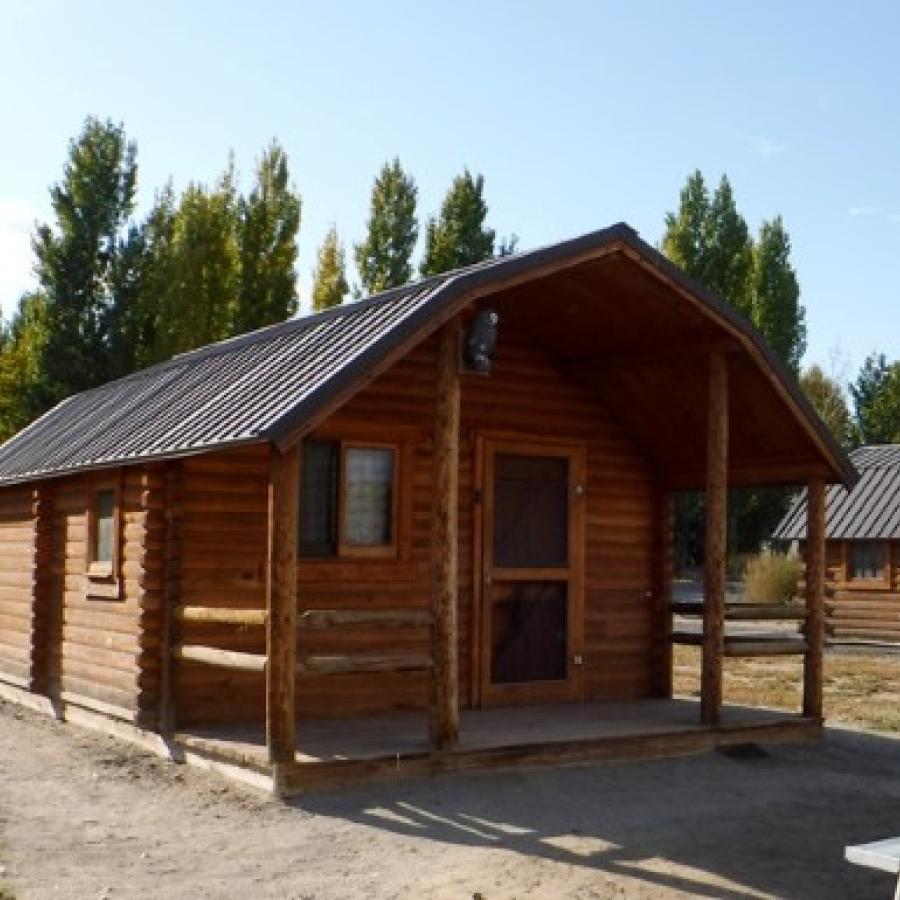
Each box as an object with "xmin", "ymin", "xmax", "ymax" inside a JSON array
[{"xmin": 572, "ymin": 653, "xmax": 584, "ymax": 666}]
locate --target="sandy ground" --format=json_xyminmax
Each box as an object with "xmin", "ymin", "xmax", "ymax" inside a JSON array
[{"xmin": 2, "ymin": 701, "xmax": 900, "ymax": 899}]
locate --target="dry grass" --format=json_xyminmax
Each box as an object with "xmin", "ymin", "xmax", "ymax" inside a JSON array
[{"xmin": 673, "ymin": 645, "xmax": 900, "ymax": 732}]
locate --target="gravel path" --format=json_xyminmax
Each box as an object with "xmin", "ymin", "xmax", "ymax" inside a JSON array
[{"xmin": 0, "ymin": 699, "xmax": 898, "ymax": 899}]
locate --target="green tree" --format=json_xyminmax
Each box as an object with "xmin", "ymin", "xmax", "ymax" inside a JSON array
[
  {"xmin": 234, "ymin": 141, "xmax": 301, "ymax": 333},
  {"xmin": 420, "ymin": 169, "xmax": 495, "ymax": 276},
  {"xmin": 801, "ymin": 364, "xmax": 853, "ymax": 446},
  {"xmin": 32, "ymin": 117, "xmax": 138, "ymax": 405},
  {"xmin": 752, "ymin": 217, "xmax": 805, "ymax": 373},
  {"xmin": 704, "ymin": 175, "xmax": 753, "ymax": 317},
  {"xmin": 662, "ymin": 170, "xmax": 805, "ymax": 561},
  {"xmin": 355, "ymin": 158, "xmax": 418, "ymax": 294},
  {"xmin": 661, "ymin": 170, "xmax": 710, "ymax": 281},
  {"xmin": 140, "ymin": 167, "xmax": 240, "ymax": 362},
  {"xmin": 311, "ymin": 226, "xmax": 349, "ymax": 311},
  {"xmin": 0, "ymin": 293, "xmax": 52, "ymax": 440},
  {"xmin": 851, "ymin": 353, "xmax": 900, "ymax": 444}
]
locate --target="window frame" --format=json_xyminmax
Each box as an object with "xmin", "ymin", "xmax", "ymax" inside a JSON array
[
  {"xmin": 844, "ymin": 540, "xmax": 891, "ymax": 589},
  {"xmin": 85, "ymin": 474, "xmax": 122, "ymax": 599},
  {"xmin": 298, "ymin": 437, "xmax": 401, "ymax": 561}
]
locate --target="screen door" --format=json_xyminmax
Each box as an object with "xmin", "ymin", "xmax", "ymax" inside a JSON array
[{"xmin": 480, "ymin": 439, "xmax": 585, "ymax": 705}]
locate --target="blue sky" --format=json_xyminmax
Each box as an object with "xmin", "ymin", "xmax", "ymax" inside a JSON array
[{"xmin": 1, "ymin": 2, "xmax": 897, "ymax": 381}]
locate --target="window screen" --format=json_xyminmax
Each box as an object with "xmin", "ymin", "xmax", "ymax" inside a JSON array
[
  {"xmin": 94, "ymin": 489, "xmax": 115, "ymax": 564},
  {"xmin": 342, "ymin": 447, "xmax": 395, "ymax": 546},
  {"xmin": 850, "ymin": 542, "xmax": 886, "ymax": 580},
  {"xmin": 299, "ymin": 441, "xmax": 339, "ymax": 557}
]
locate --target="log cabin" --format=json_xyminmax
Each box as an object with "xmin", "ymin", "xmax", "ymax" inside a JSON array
[
  {"xmin": 774, "ymin": 444, "xmax": 900, "ymax": 643},
  {"xmin": 0, "ymin": 223, "xmax": 857, "ymax": 795}
]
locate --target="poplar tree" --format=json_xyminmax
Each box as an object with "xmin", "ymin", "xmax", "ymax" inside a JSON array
[
  {"xmin": 311, "ymin": 226, "xmax": 349, "ymax": 311},
  {"xmin": 355, "ymin": 159, "xmax": 418, "ymax": 294},
  {"xmin": 801, "ymin": 365, "xmax": 852, "ymax": 447},
  {"xmin": 752, "ymin": 217, "xmax": 805, "ymax": 373},
  {"xmin": 235, "ymin": 141, "xmax": 301, "ymax": 333},
  {"xmin": 32, "ymin": 117, "xmax": 138, "ymax": 404},
  {"xmin": 420, "ymin": 169, "xmax": 495, "ymax": 276},
  {"xmin": 851, "ymin": 353, "xmax": 900, "ymax": 444}
]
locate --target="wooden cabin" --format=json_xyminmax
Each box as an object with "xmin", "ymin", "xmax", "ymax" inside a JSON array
[
  {"xmin": 0, "ymin": 224, "xmax": 856, "ymax": 795},
  {"xmin": 774, "ymin": 444, "xmax": 900, "ymax": 643}
]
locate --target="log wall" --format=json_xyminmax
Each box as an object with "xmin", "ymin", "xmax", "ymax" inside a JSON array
[
  {"xmin": 170, "ymin": 323, "xmax": 656, "ymax": 726},
  {"xmin": 823, "ymin": 539, "xmax": 900, "ymax": 642},
  {"xmin": 0, "ymin": 486, "xmax": 39, "ymax": 686}
]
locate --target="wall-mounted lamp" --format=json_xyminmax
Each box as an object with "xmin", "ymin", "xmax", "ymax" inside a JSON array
[{"xmin": 461, "ymin": 308, "xmax": 500, "ymax": 374}]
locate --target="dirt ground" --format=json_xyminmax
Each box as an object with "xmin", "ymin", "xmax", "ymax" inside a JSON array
[{"xmin": 3, "ymin": 681, "xmax": 900, "ymax": 900}]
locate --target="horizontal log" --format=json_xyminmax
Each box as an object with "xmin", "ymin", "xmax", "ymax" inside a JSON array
[
  {"xmin": 174, "ymin": 644, "xmax": 267, "ymax": 673},
  {"xmin": 724, "ymin": 638, "xmax": 807, "ymax": 657},
  {"xmin": 175, "ymin": 606, "xmax": 267, "ymax": 626},
  {"xmin": 298, "ymin": 653, "xmax": 433, "ymax": 675},
  {"xmin": 298, "ymin": 609, "xmax": 431, "ymax": 629},
  {"xmin": 671, "ymin": 601, "xmax": 806, "ymax": 620}
]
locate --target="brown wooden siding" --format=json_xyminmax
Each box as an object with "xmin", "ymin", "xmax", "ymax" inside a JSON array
[
  {"xmin": 170, "ymin": 324, "xmax": 655, "ymax": 726},
  {"xmin": 823, "ymin": 539, "xmax": 900, "ymax": 642},
  {"xmin": 173, "ymin": 445, "xmax": 269, "ymax": 726},
  {"xmin": 0, "ymin": 486, "xmax": 38, "ymax": 684},
  {"xmin": 0, "ymin": 324, "xmax": 657, "ymax": 728},
  {"xmin": 52, "ymin": 468, "xmax": 150, "ymax": 716}
]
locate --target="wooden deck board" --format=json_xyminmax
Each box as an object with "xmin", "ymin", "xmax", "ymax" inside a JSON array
[{"xmin": 174, "ymin": 698, "xmax": 814, "ymax": 786}]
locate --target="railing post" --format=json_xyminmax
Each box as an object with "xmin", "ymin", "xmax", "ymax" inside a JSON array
[
  {"xmin": 803, "ymin": 478, "xmax": 826, "ymax": 720},
  {"xmin": 701, "ymin": 353, "xmax": 728, "ymax": 726},
  {"xmin": 430, "ymin": 318, "xmax": 460, "ymax": 750},
  {"xmin": 266, "ymin": 447, "xmax": 299, "ymax": 782}
]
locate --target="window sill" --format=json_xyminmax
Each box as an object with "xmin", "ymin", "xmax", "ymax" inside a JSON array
[
  {"xmin": 86, "ymin": 578, "xmax": 122, "ymax": 601},
  {"xmin": 837, "ymin": 580, "xmax": 892, "ymax": 592}
]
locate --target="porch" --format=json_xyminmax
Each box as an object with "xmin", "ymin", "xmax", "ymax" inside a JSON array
[{"xmin": 173, "ymin": 698, "xmax": 819, "ymax": 794}]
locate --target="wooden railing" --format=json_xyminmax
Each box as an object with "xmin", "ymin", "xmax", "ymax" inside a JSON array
[{"xmin": 171, "ymin": 607, "xmax": 433, "ymax": 676}]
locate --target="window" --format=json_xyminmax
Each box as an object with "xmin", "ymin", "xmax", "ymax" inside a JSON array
[
  {"xmin": 299, "ymin": 440, "xmax": 398, "ymax": 558},
  {"xmin": 86, "ymin": 477, "xmax": 121, "ymax": 598},
  {"xmin": 849, "ymin": 542, "xmax": 887, "ymax": 582}
]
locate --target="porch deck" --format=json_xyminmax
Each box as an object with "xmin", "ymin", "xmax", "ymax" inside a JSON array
[{"xmin": 174, "ymin": 698, "xmax": 819, "ymax": 794}]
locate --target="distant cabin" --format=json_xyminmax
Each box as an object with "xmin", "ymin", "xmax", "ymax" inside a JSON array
[
  {"xmin": 0, "ymin": 224, "xmax": 855, "ymax": 795},
  {"xmin": 774, "ymin": 444, "xmax": 900, "ymax": 643}
]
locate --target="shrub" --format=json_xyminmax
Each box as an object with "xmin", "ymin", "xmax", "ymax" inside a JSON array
[{"xmin": 742, "ymin": 551, "xmax": 800, "ymax": 604}]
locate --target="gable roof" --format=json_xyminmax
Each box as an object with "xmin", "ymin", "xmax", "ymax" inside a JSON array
[
  {"xmin": 0, "ymin": 223, "xmax": 857, "ymax": 488},
  {"xmin": 773, "ymin": 445, "xmax": 900, "ymax": 540}
]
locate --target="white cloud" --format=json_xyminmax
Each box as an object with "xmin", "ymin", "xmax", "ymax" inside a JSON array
[
  {"xmin": 848, "ymin": 205, "xmax": 879, "ymax": 217},
  {"xmin": 0, "ymin": 200, "xmax": 38, "ymax": 318},
  {"xmin": 747, "ymin": 134, "xmax": 786, "ymax": 156}
]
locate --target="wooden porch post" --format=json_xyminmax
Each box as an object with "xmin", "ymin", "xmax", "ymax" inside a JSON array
[
  {"xmin": 430, "ymin": 319, "xmax": 460, "ymax": 750},
  {"xmin": 803, "ymin": 478, "xmax": 826, "ymax": 721},
  {"xmin": 266, "ymin": 447, "xmax": 299, "ymax": 775},
  {"xmin": 701, "ymin": 353, "xmax": 728, "ymax": 726},
  {"xmin": 651, "ymin": 489, "xmax": 674, "ymax": 698}
]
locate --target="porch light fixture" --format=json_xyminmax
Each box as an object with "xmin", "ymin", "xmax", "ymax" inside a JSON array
[{"xmin": 462, "ymin": 308, "xmax": 500, "ymax": 374}]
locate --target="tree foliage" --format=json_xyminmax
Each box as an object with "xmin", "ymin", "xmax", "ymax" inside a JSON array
[
  {"xmin": 662, "ymin": 170, "xmax": 807, "ymax": 563},
  {"xmin": 311, "ymin": 226, "xmax": 349, "ymax": 311},
  {"xmin": 354, "ymin": 158, "xmax": 418, "ymax": 294},
  {"xmin": 0, "ymin": 118, "xmax": 305, "ymax": 439},
  {"xmin": 752, "ymin": 217, "xmax": 805, "ymax": 372},
  {"xmin": 32, "ymin": 117, "xmax": 138, "ymax": 406},
  {"xmin": 234, "ymin": 141, "xmax": 301, "ymax": 333},
  {"xmin": 420, "ymin": 169, "xmax": 495, "ymax": 276},
  {"xmin": 801, "ymin": 364, "xmax": 853, "ymax": 447},
  {"xmin": 851, "ymin": 353, "xmax": 900, "ymax": 444}
]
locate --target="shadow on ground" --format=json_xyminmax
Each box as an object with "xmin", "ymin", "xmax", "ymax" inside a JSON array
[{"xmin": 293, "ymin": 726, "xmax": 900, "ymax": 899}]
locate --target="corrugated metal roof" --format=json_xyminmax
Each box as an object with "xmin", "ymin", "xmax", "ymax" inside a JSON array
[
  {"xmin": 0, "ymin": 277, "xmax": 448, "ymax": 484},
  {"xmin": 773, "ymin": 445, "xmax": 900, "ymax": 540},
  {"xmin": 0, "ymin": 222, "xmax": 857, "ymax": 488}
]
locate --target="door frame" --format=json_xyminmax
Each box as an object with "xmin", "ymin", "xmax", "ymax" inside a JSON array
[{"xmin": 471, "ymin": 431, "xmax": 586, "ymax": 708}]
